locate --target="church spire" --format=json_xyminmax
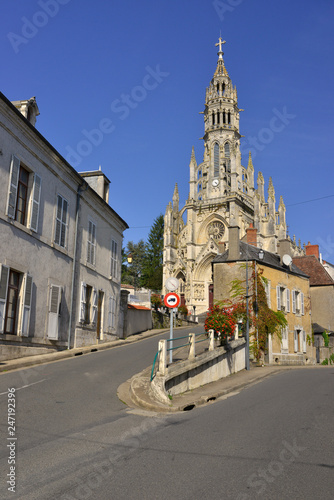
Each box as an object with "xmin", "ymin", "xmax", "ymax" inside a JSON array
[
  {"xmin": 172, "ymin": 183, "xmax": 179, "ymax": 212},
  {"xmin": 214, "ymin": 37, "xmax": 228, "ymax": 77}
]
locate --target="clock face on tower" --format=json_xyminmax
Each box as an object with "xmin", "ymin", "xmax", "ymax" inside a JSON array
[
  {"xmin": 212, "ymin": 179, "xmax": 219, "ymax": 187},
  {"xmin": 207, "ymin": 221, "xmax": 225, "ymax": 240}
]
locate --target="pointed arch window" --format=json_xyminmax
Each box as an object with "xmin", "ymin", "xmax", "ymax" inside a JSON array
[
  {"xmin": 224, "ymin": 142, "xmax": 230, "ymax": 158},
  {"xmin": 212, "ymin": 113, "xmax": 215, "ymax": 126},
  {"xmin": 228, "ymin": 111, "xmax": 231, "ymax": 124},
  {"xmin": 213, "ymin": 143, "xmax": 220, "ymax": 177}
]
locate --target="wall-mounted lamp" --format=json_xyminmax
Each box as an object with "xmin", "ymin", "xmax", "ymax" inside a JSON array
[{"xmin": 258, "ymin": 249, "xmax": 265, "ymax": 260}]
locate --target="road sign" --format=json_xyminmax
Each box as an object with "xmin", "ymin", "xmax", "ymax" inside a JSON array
[
  {"xmin": 165, "ymin": 277, "xmax": 180, "ymax": 292},
  {"xmin": 164, "ymin": 292, "xmax": 180, "ymax": 308}
]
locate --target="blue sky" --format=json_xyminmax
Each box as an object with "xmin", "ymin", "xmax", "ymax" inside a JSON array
[{"xmin": 2, "ymin": 0, "xmax": 334, "ymax": 260}]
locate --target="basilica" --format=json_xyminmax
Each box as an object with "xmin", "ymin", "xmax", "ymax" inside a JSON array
[{"xmin": 163, "ymin": 38, "xmax": 304, "ymax": 315}]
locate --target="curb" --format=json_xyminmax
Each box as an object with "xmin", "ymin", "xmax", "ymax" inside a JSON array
[{"xmin": 0, "ymin": 327, "xmax": 177, "ymax": 373}]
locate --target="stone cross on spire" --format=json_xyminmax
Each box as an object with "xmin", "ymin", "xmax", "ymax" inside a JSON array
[{"xmin": 215, "ymin": 36, "xmax": 226, "ymax": 58}]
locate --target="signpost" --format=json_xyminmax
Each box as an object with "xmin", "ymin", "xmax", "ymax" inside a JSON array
[{"xmin": 164, "ymin": 291, "xmax": 180, "ymax": 364}]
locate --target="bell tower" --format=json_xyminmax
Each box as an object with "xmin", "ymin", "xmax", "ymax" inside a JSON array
[{"xmin": 199, "ymin": 37, "xmax": 242, "ymax": 201}]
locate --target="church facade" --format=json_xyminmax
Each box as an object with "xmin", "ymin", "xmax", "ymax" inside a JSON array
[{"xmin": 163, "ymin": 38, "xmax": 303, "ymax": 315}]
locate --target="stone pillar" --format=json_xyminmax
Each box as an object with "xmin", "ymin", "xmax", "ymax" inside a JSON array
[
  {"xmin": 209, "ymin": 330, "xmax": 215, "ymax": 351},
  {"xmin": 158, "ymin": 339, "xmax": 167, "ymax": 375},
  {"xmin": 189, "ymin": 333, "xmax": 196, "ymax": 359},
  {"xmin": 118, "ymin": 289, "xmax": 130, "ymax": 339}
]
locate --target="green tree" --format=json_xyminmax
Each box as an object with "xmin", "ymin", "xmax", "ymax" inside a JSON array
[
  {"xmin": 141, "ymin": 214, "xmax": 164, "ymax": 291},
  {"xmin": 121, "ymin": 240, "xmax": 146, "ymax": 288}
]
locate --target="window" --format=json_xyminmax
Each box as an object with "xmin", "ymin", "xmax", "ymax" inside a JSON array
[
  {"xmin": 54, "ymin": 195, "xmax": 68, "ymax": 248},
  {"xmin": 292, "ymin": 290, "xmax": 304, "ymax": 315},
  {"xmin": 87, "ymin": 221, "xmax": 96, "ymax": 265},
  {"xmin": 224, "ymin": 142, "xmax": 230, "ymax": 158},
  {"xmin": 263, "ymin": 280, "xmax": 271, "ymax": 307},
  {"xmin": 276, "ymin": 286, "xmax": 290, "ymax": 312},
  {"xmin": 110, "ymin": 240, "xmax": 118, "ymax": 280},
  {"xmin": 79, "ymin": 283, "xmax": 97, "ymax": 324},
  {"xmin": 6, "ymin": 155, "xmax": 41, "ymax": 232},
  {"xmin": 213, "ymin": 143, "xmax": 220, "ymax": 177},
  {"xmin": 0, "ymin": 265, "xmax": 32, "ymax": 336},
  {"xmin": 197, "ymin": 169, "xmax": 202, "ymax": 179},
  {"xmin": 47, "ymin": 285, "xmax": 62, "ymax": 340}
]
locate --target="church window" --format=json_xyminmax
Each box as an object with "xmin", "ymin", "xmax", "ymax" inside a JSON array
[
  {"xmin": 223, "ymin": 111, "xmax": 226, "ymax": 124},
  {"xmin": 212, "ymin": 113, "xmax": 215, "ymax": 126},
  {"xmin": 222, "ymin": 82, "xmax": 225, "ymax": 94},
  {"xmin": 213, "ymin": 143, "xmax": 220, "ymax": 177},
  {"xmin": 228, "ymin": 111, "xmax": 231, "ymax": 124},
  {"xmin": 217, "ymin": 111, "xmax": 220, "ymax": 124},
  {"xmin": 217, "ymin": 83, "xmax": 219, "ymax": 94},
  {"xmin": 197, "ymin": 169, "xmax": 202, "ymax": 179},
  {"xmin": 197, "ymin": 183, "xmax": 202, "ymax": 192},
  {"xmin": 224, "ymin": 142, "xmax": 230, "ymax": 158}
]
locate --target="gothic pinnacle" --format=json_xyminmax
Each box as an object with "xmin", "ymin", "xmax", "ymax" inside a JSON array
[{"xmin": 247, "ymin": 151, "xmax": 254, "ymax": 170}]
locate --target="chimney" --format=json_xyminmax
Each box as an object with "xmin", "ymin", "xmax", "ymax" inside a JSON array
[
  {"xmin": 228, "ymin": 226, "xmax": 240, "ymax": 261},
  {"xmin": 305, "ymin": 242, "xmax": 319, "ymax": 259},
  {"xmin": 246, "ymin": 223, "xmax": 257, "ymax": 246},
  {"xmin": 278, "ymin": 238, "xmax": 292, "ymax": 264}
]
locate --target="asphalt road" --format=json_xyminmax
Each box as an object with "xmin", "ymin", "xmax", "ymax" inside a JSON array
[{"xmin": 0, "ymin": 328, "xmax": 333, "ymax": 499}]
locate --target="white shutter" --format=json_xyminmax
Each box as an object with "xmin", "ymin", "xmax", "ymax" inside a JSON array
[
  {"xmin": 0, "ymin": 265, "xmax": 10, "ymax": 333},
  {"xmin": 282, "ymin": 326, "xmax": 289, "ymax": 350},
  {"xmin": 276, "ymin": 286, "xmax": 281, "ymax": 311},
  {"xmin": 266, "ymin": 280, "xmax": 271, "ymax": 307},
  {"xmin": 29, "ymin": 174, "xmax": 41, "ymax": 232},
  {"xmin": 302, "ymin": 330, "xmax": 307, "ymax": 353},
  {"xmin": 301, "ymin": 293, "xmax": 304, "ymax": 315},
  {"xmin": 20, "ymin": 274, "xmax": 33, "ymax": 336},
  {"xmin": 91, "ymin": 287, "xmax": 97, "ymax": 324},
  {"xmin": 79, "ymin": 282, "xmax": 86, "ymax": 322},
  {"xmin": 292, "ymin": 291, "xmax": 296, "ymax": 313},
  {"xmin": 294, "ymin": 330, "xmax": 298, "ymax": 352},
  {"xmin": 286, "ymin": 289, "xmax": 290, "ymax": 313},
  {"xmin": 47, "ymin": 285, "xmax": 61, "ymax": 340},
  {"xmin": 6, "ymin": 155, "xmax": 20, "ymax": 218},
  {"xmin": 112, "ymin": 296, "xmax": 116, "ymax": 328}
]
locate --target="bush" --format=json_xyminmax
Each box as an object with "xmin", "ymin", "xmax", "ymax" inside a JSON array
[
  {"xmin": 178, "ymin": 305, "xmax": 188, "ymax": 316},
  {"xmin": 151, "ymin": 293, "xmax": 162, "ymax": 310}
]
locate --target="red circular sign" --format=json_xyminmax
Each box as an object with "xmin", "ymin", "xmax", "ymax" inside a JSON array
[{"xmin": 164, "ymin": 292, "xmax": 180, "ymax": 308}]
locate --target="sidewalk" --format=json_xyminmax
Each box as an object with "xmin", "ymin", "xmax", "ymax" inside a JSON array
[
  {"xmin": 0, "ymin": 327, "xmax": 173, "ymax": 373},
  {"xmin": 118, "ymin": 362, "xmax": 323, "ymax": 414}
]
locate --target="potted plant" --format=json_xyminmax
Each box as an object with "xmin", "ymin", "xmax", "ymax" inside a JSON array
[{"xmin": 204, "ymin": 303, "xmax": 236, "ymax": 345}]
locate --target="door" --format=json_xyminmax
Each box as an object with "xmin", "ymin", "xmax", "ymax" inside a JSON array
[
  {"xmin": 97, "ymin": 290, "xmax": 104, "ymax": 339},
  {"xmin": 5, "ymin": 270, "xmax": 20, "ymax": 335},
  {"xmin": 209, "ymin": 284, "xmax": 214, "ymax": 310}
]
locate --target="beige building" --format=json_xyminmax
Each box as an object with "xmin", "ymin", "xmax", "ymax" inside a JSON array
[
  {"xmin": 212, "ymin": 226, "xmax": 313, "ymax": 365},
  {"xmin": 163, "ymin": 38, "xmax": 303, "ymax": 315},
  {"xmin": 0, "ymin": 92, "xmax": 128, "ymax": 357},
  {"xmin": 293, "ymin": 244, "xmax": 334, "ymax": 334}
]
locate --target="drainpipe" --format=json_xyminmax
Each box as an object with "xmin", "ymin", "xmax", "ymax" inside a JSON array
[{"xmin": 67, "ymin": 183, "xmax": 84, "ymax": 349}]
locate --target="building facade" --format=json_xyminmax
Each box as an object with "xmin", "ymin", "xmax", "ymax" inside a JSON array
[
  {"xmin": 212, "ymin": 227, "xmax": 313, "ymax": 365},
  {"xmin": 163, "ymin": 38, "xmax": 303, "ymax": 315},
  {"xmin": 0, "ymin": 92, "xmax": 128, "ymax": 357}
]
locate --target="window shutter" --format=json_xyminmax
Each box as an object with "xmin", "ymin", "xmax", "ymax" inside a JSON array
[
  {"xmin": 47, "ymin": 285, "xmax": 61, "ymax": 340},
  {"xmin": 91, "ymin": 288, "xmax": 97, "ymax": 324},
  {"xmin": 112, "ymin": 296, "xmax": 116, "ymax": 328},
  {"xmin": 0, "ymin": 265, "xmax": 10, "ymax": 334},
  {"xmin": 276, "ymin": 286, "xmax": 281, "ymax": 310},
  {"xmin": 29, "ymin": 174, "xmax": 41, "ymax": 232},
  {"xmin": 301, "ymin": 293, "xmax": 304, "ymax": 315},
  {"xmin": 294, "ymin": 330, "xmax": 298, "ymax": 352},
  {"xmin": 6, "ymin": 155, "xmax": 20, "ymax": 218},
  {"xmin": 286, "ymin": 289, "xmax": 290, "ymax": 313},
  {"xmin": 292, "ymin": 291, "xmax": 296, "ymax": 314},
  {"xmin": 79, "ymin": 282, "xmax": 86, "ymax": 322},
  {"xmin": 21, "ymin": 274, "xmax": 33, "ymax": 336},
  {"xmin": 282, "ymin": 326, "xmax": 289, "ymax": 351},
  {"xmin": 302, "ymin": 330, "xmax": 307, "ymax": 353},
  {"xmin": 266, "ymin": 281, "xmax": 271, "ymax": 307},
  {"xmin": 108, "ymin": 296, "xmax": 112, "ymax": 329}
]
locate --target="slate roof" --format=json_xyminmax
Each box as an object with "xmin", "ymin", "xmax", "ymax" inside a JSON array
[
  {"xmin": 212, "ymin": 241, "xmax": 309, "ymax": 278},
  {"xmin": 292, "ymin": 255, "xmax": 334, "ymax": 286}
]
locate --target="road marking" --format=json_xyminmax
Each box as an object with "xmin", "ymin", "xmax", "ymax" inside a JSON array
[{"xmin": 0, "ymin": 379, "xmax": 47, "ymax": 396}]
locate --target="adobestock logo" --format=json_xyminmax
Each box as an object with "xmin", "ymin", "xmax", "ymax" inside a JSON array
[
  {"xmin": 7, "ymin": 0, "xmax": 71, "ymax": 54},
  {"xmin": 213, "ymin": 0, "xmax": 244, "ymax": 21},
  {"xmin": 65, "ymin": 65, "xmax": 169, "ymax": 168}
]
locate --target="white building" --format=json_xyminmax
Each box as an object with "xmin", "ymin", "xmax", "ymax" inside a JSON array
[{"xmin": 0, "ymin": 93, "xmax": 128, "ymax": 356}]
